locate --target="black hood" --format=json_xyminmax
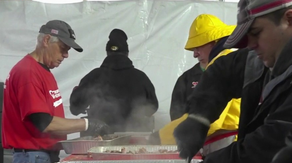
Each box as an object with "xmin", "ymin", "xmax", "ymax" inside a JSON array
[{"xmin": 101, "ymin": 54, "xmax": 134, "ymax": 70}]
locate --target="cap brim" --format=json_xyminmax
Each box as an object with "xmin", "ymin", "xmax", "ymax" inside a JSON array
[
  {"xmin": 224, "ymin": 19, "xmax": 254, "ymax": 49},
  {"xmin": 59, "ymin": 37, "xmax": 83, "ymax": 52}
]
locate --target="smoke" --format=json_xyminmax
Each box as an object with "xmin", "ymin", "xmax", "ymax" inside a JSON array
[
  {"xmin": 83, "ymin": 83, "xmax": 157, "ymax": 132},
  {"xmin": 71, "ymin": 55, "xmax": 159, "ymax": 133}
]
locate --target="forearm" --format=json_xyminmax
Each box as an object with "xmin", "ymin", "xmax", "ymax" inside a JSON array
[
  {"xmin": 69, "ymin": 85, "xmax": 91, "ymax": 115},
  {"xmin": 148, "ymin": 103, "xmax": 158, "ymax": 116},
  {"xmin": 43, "ymin": 116, "xmax": 86, "ymax": 135},
  {"xmin": 170, "ymin": 78, "xmax": 187, "ymax": 121},
  {"xmin": 146, "ymin": 93, "xmax": 159, "ymax": 116},
  {"xmin": 170, "ymin": 103, "xmax": 185, "ymax": 121}
]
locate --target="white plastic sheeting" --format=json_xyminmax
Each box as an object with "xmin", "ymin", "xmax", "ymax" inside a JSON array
[{"xmin": 0, "ymin": 1, "xmax": 238, "ymax": 138}]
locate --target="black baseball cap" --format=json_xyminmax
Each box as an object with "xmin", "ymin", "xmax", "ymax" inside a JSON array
[{"xmin": 224, "ymin": 0, "xmax": 292, "ymax": 48}]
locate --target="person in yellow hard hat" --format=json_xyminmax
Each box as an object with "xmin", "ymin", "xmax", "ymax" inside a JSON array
[
  {"xmin": 170, "ymin": 14, "xmax": 238, "ymax": 121},
  {"xmin": 149, "ymin": 14, "xmax": 241, "ymax": 156}
]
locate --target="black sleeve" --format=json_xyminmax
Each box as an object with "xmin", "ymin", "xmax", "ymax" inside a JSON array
[
  {"xmin": 29, "ymin": 113, "xmax": 53, "ymax": 132},
  {"xmin": 170, "ymin": 75, "xmax": 187, "ymax": 121},
  {"xmin": 143, "ymin": 76, "xmax": 159, "ymax": 116},
  {"xmin": 69, "ymin": 69, "xmax": 97, "ymax": 116},
  {"xmin": 204, "ymin": 89, "xmax": 292, "ymax": 163},
  {"xmin": 187, "ymin": 48, "xmax": 249, "ymax": 122}
]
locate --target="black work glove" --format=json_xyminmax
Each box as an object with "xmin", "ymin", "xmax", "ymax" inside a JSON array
[
  {"xmin": 87, "ymin": 119, "xmax": 113, "ymax": 136},
  {"xmin": 173, "ymin": 116, "xmax": 209, "ymax": 160},
  {"xmin": 271, "ymin": 146, "xmax": 292, "ymax": 163},
  {"xmin": 271, "ymin": 130, "xmax": 292, "ymax": 163}
]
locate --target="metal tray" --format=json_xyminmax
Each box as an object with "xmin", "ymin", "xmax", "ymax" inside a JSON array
[
  {"xmin": 59, "ymin": 135, "xmax": 131, "ymax": 154},
  {"xmin": 114, "ymin": 132, "xmax": 152, "ymax": 136},
  {"xmin": 88, "ymin": 145, "xmax": 201, "ymax": 160},
  {"xmin": 114, "ymin": 132, "xmax": 152, "ymax": 145}
]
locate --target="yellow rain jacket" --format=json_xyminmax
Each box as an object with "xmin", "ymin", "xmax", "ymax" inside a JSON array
[{"xmin": 156, "ymin": 14, "xmax": 240, "ymax": 145}]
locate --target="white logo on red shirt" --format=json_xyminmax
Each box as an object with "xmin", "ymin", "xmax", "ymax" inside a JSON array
[
  {"xmin": 49, "ymin": 89, "xmax": 62, "ymax": 108},
  {"xmin": 49, "ymin": 89, "xmax": 61, "ymax": 99},
  {"xmin": 53, "ymin": 98, "xmax": 63, "ymax": 107},
  {"xmin": 191, "ymin": 81, "xmax": 198, "ymax": 88}
]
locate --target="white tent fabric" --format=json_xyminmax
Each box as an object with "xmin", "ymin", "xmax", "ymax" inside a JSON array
[{"xmin": 0, "ymin": 1, "xmax": 238, "ymax": 141}]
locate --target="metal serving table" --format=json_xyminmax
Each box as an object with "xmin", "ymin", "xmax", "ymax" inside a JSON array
[
  {"xmin": 60, "ymin": 154, "xmax": 202, "ymax": 163},
  {"xmin": 60, "ymin": 133, "xmax": 202, "ymax": 163},
  {"xmin": 61, "ymin": 160, "xmax": 202, "ymax": 163}
]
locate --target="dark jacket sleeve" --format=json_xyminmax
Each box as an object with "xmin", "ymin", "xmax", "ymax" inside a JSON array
[
  {"xmin": 143, "ymin": 75, "xmax": 159, "ymax": 116},
  {"xmin": 187, "ymin": 48, "xmax": 249, "ymax": 122},
  {"xmin": 204, "ymin": 89, "xmax": 292, "ymax": 163},
  {"xmin": 69, "ymin": 69, "xmax": 98, "ymax": 116},
  {"xmin": 170, "ymin": 74, "xmax": 187, "ymax": 121}
]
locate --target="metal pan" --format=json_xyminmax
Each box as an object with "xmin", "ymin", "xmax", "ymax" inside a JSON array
[
  {"xmin": 88, "ymin": 145, "xmax": 201, "ymax": 160},
  {"xmin": 59, "ymin": 135, "xmax": 131, "ymax": 154}
]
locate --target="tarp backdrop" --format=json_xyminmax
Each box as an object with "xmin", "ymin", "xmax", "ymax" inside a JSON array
[{"xmin": 0, "ymin": 0, "xmax": 237, "ymax": 142}]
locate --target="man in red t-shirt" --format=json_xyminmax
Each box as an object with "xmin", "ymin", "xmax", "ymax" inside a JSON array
[{"xmin": 2, "ymin": 20, "xmax": 111, "ymax": 163}]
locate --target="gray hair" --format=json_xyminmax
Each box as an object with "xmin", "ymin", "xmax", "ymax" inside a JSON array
[{"xmin": 37, "ymin": 33, "xmax": 59, "ymax": 45}]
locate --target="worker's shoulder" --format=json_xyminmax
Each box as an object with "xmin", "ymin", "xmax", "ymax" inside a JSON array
[
  {"xmin": 131, "ymin": 67, "xmax": 150, "ymax": 77},
  {"xmin": 207, "ymin": 48, "xmax": 250, "ymax": 68},
  {"xmin": 209, "ymin": 48, "xmax": 238, "ymax": 65}
]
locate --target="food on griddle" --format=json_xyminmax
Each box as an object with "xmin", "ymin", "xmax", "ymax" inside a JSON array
[
  {"xmin": 93, "ymin": 135, "xmax": 103, "ymax": 141},
  {"xmin": 93, "ymin": 135, "xmax": 119, "ymax": 141},
  {"xmin": 158, "ymin": 149, "xmax": 174, "ymax": 153},
  {"xmin": 104, "ymin": 147, "xmax": 178, "ymax": 154},
  {"xmin": 102, "ymin": 135, "xmax": 119, "ymax": 140},
  {"xmin": 105, "ymin": 147, "xmax": 126, "ymax": 153},
  {"xmin": 138, "ymin": 147, "xmax": 147, "ymax": 153}
]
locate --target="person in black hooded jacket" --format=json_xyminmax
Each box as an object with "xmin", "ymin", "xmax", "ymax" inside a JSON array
[
  {"xmin": 69, "ymin": 29, "xmax": 158, "ymax": 134},
  {"xmin": 169, "ymin": 14, "xmax": 236, "ymax": 121}
]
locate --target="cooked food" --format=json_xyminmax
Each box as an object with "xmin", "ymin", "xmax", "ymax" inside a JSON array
[
  {"xmin": 104, "ymin": 147, "xmax": 178, "ymax": 154},
  {"xmin": 102, "ymin": 135, "xmax": 118, "ymax": 140},
  {"xmin": 93, "ymin": 135, "xmax": 119, "ymax": 141},
  {"xmin": 93, "ymin": 135, "xmax": 103, "ymax": 141}
]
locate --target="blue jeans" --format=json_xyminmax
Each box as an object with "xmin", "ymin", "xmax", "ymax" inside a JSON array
[{"xmin": 13, "ymin": 151, "xmax": 51, "ymax": 163}]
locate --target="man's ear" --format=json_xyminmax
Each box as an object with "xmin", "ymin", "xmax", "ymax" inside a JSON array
[
  {"xmin": 284, "ymin": 9, "xmax": 292, "ymax": 26},
  {"xmin": 42, "ymin": 34, "xmax": 51, "ymax": 47}
]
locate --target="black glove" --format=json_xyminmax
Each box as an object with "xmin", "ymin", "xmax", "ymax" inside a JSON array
[
  {"xmin": 271, "ymin": 146, "xmax": 292, "ymax": 163},
  {"xmin": 173, "ymin": 117, "xmax": 209, "ymax": 159},
  {"xmin": 271, "ymin": 130, "xmax": 292, "ymax": 163},
  {"xmin": 87, "ymin": 119, "xmax": 113, "ymax": 136},
  {"xmin": 285, "ymin": 129, "xmax": 292, "ymax": 146}
]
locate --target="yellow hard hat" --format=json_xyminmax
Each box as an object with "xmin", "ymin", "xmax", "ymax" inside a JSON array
[{"xmin": 185, "ymin": 14, "xmax": 236, "ymax": 51}]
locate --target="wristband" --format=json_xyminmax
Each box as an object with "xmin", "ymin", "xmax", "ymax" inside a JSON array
[
  {"xmin": 188, "ymin": 114, "xmax": 210, "ymax": 126},
  {"xmin": 84, "ymin": 118, "xmax": 89, "ymax": 131}
]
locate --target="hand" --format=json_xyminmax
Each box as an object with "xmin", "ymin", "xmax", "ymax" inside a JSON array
[
  {"xmin": 173, "ymin": 117, "xmax": 209, "ymax": 159},
  {"xmin": 87, "ymin": 119, "xmax": 113, "ymax": 136}
]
